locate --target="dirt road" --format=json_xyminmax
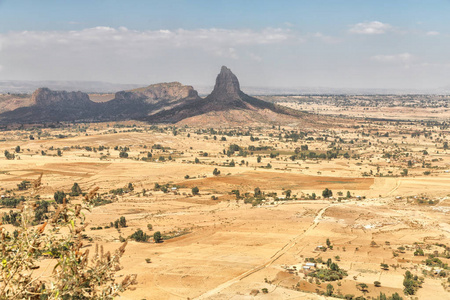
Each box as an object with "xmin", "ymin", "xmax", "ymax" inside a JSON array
[{"xmin": 195, "ymin": 203, "xmax": 334, "ymax": 299}]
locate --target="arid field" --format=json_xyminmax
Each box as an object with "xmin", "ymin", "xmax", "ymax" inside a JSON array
[{"xmin": 0, "ymin": 105, "xmax": 449, "ymax": 299}]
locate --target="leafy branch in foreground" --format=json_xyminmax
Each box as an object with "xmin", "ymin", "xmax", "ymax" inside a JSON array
[{"xmin": 0, "ymin": 188, "xmax": 136, "ymax": 299}]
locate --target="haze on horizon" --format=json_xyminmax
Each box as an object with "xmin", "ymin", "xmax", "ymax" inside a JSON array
[{"xmin": 0, "ymin": 0, "xmax": 449, "ymax": 91}]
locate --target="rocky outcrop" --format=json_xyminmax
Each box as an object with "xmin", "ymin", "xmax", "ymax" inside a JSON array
[
  {"xmin": 147, "ymin": 66, "xmax": 296, "ymax": 123},
  {"xmin": 0, "ymin": 88, "xmax": 100, "ymax": 123},
  {"xmin": 31, "ymin": 88, "xmax": 93, "ymax": 107},
  {"xmin": 0, "ymin": 67, "xmax": 305, "ymax": 125},
  {"xmin": 114, "ymin": 82, "xmax": 199, "ymax": 104}
]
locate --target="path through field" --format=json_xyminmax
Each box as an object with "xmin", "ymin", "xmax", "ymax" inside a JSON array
[{"xmin": 195, "ymin": 203, "xmax": 335, "ymax": 299}]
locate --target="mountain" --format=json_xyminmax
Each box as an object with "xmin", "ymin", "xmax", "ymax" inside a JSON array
[
  {"xmin": 147, "ymin": 66, "xmax": 306, "ymax": 125},
  {"xmin": 0, "ymin": 88, "xmax": 101, "ymax": 123},
  {"xmin": 0, "ymin": 66, "xmax": 313, "ymax": 125},
  {"xmin": 100, "ymin": 82, "xmax": 200, "ymax": 120},
  {"xmin": 0, "ymin": 82, "xmax": 201, "ymax": 123}
]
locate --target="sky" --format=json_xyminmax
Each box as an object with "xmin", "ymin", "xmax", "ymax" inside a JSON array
[{"xmin": 0, "ymin": 0, "xmax": 449, "ymax": 90}]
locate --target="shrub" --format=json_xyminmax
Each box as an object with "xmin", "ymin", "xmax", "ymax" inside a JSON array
[
  {"xmin": 54, "ymin": 191, "xmax": 67, "ymax": 204},
  {"xmin": 0, "ymin": 195, "xmax": 135, "ymax": 298},
  {"xmin": 192, "ymin": 187, "xmax": 199, "ymax": 195},
  {"xmin": 130, "ymin": 229, "xmax": 149, "ymax": 242},
  {"xmin": 154, "ymin": 231, "xmax": 162, "ymax": 243},
  {"xmin": 70, "ymin": 182, "xmax": 82, "ymax": 196}
]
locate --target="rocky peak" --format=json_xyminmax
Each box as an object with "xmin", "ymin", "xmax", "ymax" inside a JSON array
[
  {"xmin": 207, "ymin": 66, "xmax": 241, "ymax": 102},
  {"xmin": 31, "ymin": 88, "xmax": 92, "ymax": 107}
]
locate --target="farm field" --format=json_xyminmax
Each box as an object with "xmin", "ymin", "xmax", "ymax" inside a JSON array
[{"xmin": 0, "ymin": 116, "xmax": 449, "ymax": 299}]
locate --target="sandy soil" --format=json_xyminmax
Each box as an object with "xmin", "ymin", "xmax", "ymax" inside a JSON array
[{"xmin": 0, "ymin": 117, "xmax": 449, "ymax": 299}]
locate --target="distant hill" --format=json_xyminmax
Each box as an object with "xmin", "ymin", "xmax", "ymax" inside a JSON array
[
  {"xmin": 0, "ymin": 67, "xmax": 316, "ymax": 125},
  {"xmin": 147, "ymin": 66, "xmax": 309, "ymax": 125},
  {"xmin": 0, "ymin": 82, "xmax": 200, "ymax": 123}
]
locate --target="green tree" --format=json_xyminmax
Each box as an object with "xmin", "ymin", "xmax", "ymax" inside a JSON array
[
  {"xmin": 17, "ymin": 180, "xmax": 31, "ymax": 191},
  {"xmin": 322, "ymin": 188, "xmax": 333, "ymax": 198},
  {"xmin": 357, "ymin": 283, "xmax": 368, "ymax": 293},
  {"xmin": 154, "ymin": 231, "xmax": 162, "ymax": 243},
  {"xmin": 326, "ymin": 283, "xmax": 334, "ymax": 296},
  {"xmin": 192, "ymin": 186, "xmax": 199, "ymax": 195},
  {"xmin": 70, "ymin": 182, "xmax": 82, "ymax": 196},
  {"xmin": 130, "ymin": 229, "xmax": 149, "ymax": 242},
  {"xmin": 15, "ymin": 146, "xmax": 20, "ymax": 153},
  {"xmin": 119, "ymin": 216, "xmax": 127, "ymax": 227},
  {"xmin": 257, "ymin": 156, "xmax": 262, "ymax": 163},
  {"xmin": 283, "ymin": 189, "xmax": 291, "ymax": 198},
  {"xmin": 4, "ymin": 150, "xmax": 14, "ymax": 160},
  {"xmin": 54, "ymin": 191, "xmax": 66, "ymax": 204},
  {"xmin": 213, "ymin": 168, "xmax": 221, "ymax": 176}
]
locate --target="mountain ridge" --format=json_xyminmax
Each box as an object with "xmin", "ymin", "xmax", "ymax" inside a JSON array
[{"xmin": 0, "ymin": 66, "xmax": 310, "ymax": 125}]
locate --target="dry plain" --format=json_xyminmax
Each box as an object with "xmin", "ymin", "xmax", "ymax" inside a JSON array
[{"xmin": 0, "ymin": 110, "xmax": 449, "ymax": 299}]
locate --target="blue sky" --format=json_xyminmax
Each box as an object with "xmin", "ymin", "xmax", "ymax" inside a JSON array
[{"xmin": 0, "ymin": 0, "xmax": 449, "ymax": 89}]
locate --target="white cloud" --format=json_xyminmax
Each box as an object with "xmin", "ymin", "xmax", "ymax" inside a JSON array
[
  {"xmin": 349, "ymin": 21, "xmax": 392, "ymax": 35},
  {"xmin": 371, "ymin": 53, "xmax": 416, "ymax": 63},
  {"xmin": 426, "ymin": 31, "xmax": 440, "ymax": 36},
  {"xmin": 0, "ymin": 27, "xmax": 303, "ymax": 83},
  {"xmin": 0, "ymin": 27, "xmax": 296, "ymax": 50},
  {"xmin": 311, "ymin": 32, "xmax": 341, "ymax": 44},
  {"xmin": 249, "ymin": 53, "xmax": 262, "ymax": 62}
]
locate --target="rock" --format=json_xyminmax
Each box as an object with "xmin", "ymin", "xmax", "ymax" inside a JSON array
[{"xmin": 31, "ymin": 88, "xmax": 93, "ymax": 107}]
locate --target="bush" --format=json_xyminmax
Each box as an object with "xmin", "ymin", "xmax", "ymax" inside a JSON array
[
  {"xmin": 322, "ymin": 188, "xmax": 333, "ymax": 198},
  {"xmin": 154, "ymin": 231, "xmax": 162, "ymax": 243},
  {"xmin": 0, "ymin": 195, "xmax": 135, "ymax": 298},
  {"xmin": 17, "ymin": 180, "xmax": 31, "ymax": 191},
  {"xmin": 54, "ymin": 191, "xmax": 67, "ymax": 204},
  {"xmin": 70, "ymin": 182, "xmax": 82, "ymax": 196},
  {"xmin": 130, "ymin": 229, "xmax": 149, "ymax": 242},
  {"xmin": 192, "ymin": 187, "xmax": 199, "ymax": 195}
]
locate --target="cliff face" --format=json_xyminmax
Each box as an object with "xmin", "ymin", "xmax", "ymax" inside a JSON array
[
  {"xmin": 31, "ymin": 88, "xmax": 94, "ymax": 107},
  {"xmin": 114, "ymin": 82, "xmax": 199, "ymax": 104},
  {"xmin": 0, "ymin": 88, "xmax": 99, "ymax": 123},
  {"xmin": 0, "ymin": 82, "xmax": 202, "ymax": 123}
]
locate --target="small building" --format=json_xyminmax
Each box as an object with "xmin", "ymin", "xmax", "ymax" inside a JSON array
[{"xmin": 305, "ymin": 262, "xmax": 316, "ymax": 267}]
